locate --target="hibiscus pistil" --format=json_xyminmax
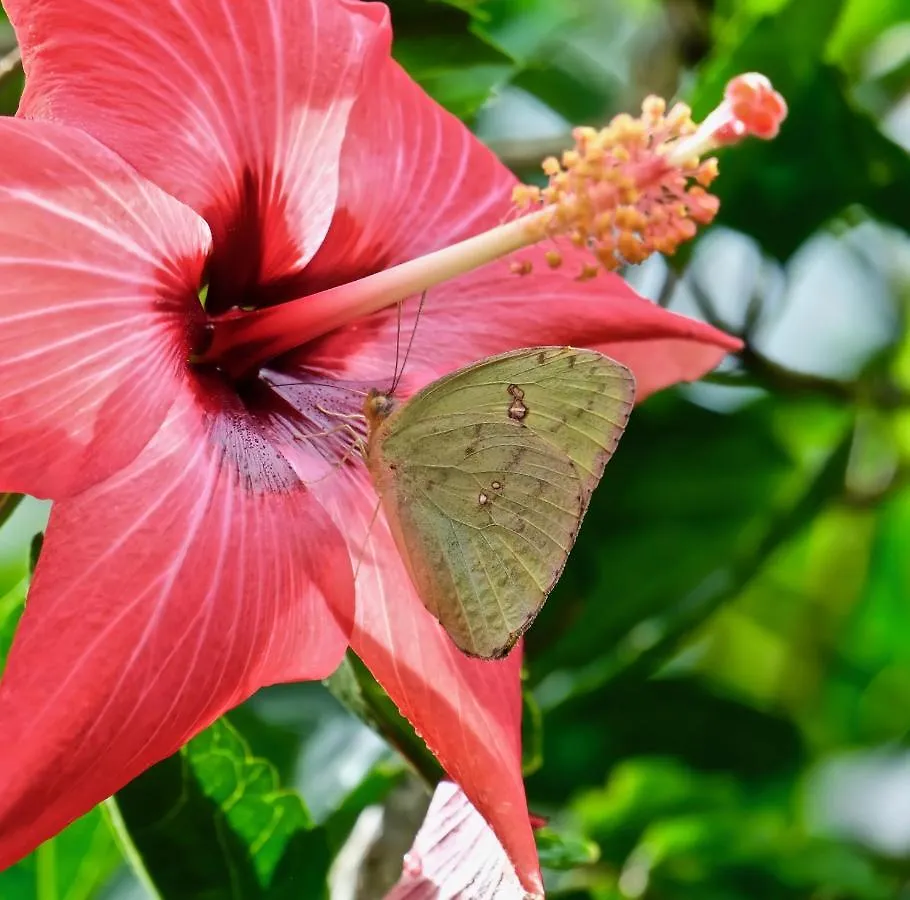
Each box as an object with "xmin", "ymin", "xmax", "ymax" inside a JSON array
[{"xmin": 198, "ymin": 72, "xmax": 786, "ymax": 376}]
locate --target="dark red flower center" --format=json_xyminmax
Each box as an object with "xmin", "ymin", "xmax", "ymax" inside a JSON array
[{"xmin": 202, "ymin": 168, "xmax": 384, "ymax": 315}]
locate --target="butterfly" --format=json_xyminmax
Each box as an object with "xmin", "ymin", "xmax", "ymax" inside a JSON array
[{"xmin": 363, "ymin": 346, "xmax": 634, "ymax": 659}]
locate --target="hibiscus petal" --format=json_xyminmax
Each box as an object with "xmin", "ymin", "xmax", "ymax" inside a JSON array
[
  {"xmin": 385, "ymin": 782, "xmax": 532, "ymax": 900},
  {"xmin": 294, "ymin": 58, "xmax": 738, "ymax": 394},
  {"xmin": 0, "ymin": 117, "xmax": 210, "ymax": 498},
  {"xmin": 309, "ymin": 471, "xmax": 543, "ymax": 897},
  {"xmin": 0, "ymin": 385, "xmax": 353, "ymax": 868},
  {"xmin": 305, "ymin": 256, "xmax": 740, "ymax": 403},
  {"xmin": 9, "ymin": 0, "xmax": 390, "ymax": 308},
  {"xmin": 302, "ymin": 60, "xmax": 507, "ymax": 292}
]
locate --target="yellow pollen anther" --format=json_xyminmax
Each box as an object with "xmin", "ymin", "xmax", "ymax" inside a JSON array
[
  {"xmin": 576, "ymin": 263, "xmax": 600, "ymax": 281},
  {"xmin": 642, "ymin": 96, "xmax": 666, "ymax": 122},
  {"xmin": 510, "ymin": 260, "xmax": 533, "ymax": 276},
  {"xmin": 545, "ymin": 250, "xmax": 563, "ymax": 269},
  {"xmin": 541, "ymin": 156, "xmax": 561, "ymax": 177},
  {"xmin": 511, "ymin": 184, "xmax": 540, "ymax": 207},
  {"xmin": 511, "ymin": 75, "xmax": 785, "ymax": 277}
]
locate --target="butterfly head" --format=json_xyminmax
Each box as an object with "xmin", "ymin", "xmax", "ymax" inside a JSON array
[{"xmin": 363, "ymin": 388, "xmax": 397, "ymax": 431}]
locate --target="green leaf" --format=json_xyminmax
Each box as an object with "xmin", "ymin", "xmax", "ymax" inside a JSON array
[
  {"xmin": 572, "ymin": 757, "xmax": 894, "ymax": 899},
  {"xmin": 0, "ymin": 809, "xmax": 123, "ymax": 900},
  {"xmin": 324, "ymin": 652, "xmax": 445, "ymax": 788},
  {"xmin": 509, "ymin": 64, "xmax": 618, "ymax": 126},
  {"xmin": 0, "ymin": 493, "xmax": 23, "ymax": 531},
  {"xmin": 322, "ymin": 760, "xmax": 407, "ymax": 853},
  {"xmin": 471, "ymin": 0, "xmax": 579, "ymax": 62},
  {"xmin": 0, "ymin": 579, "xmax": 25, "ymax": 675},
  {"xmin": 388, "ymin": 0, "xmax": 515, "ymax": 120},
  {"xmin": 535, "ymin": 827, "xmax": 600, "ymax": 870},
  {"xmin": 0, "ymin": 533, "xmax": 120, "ymax": 900},
  {"xmin": 394, "ymin": 35, "xmax": 513, "ymax": 121},
  {"xmin": 691, "ymin": 0, "xmax": 910, "ymax": 259},
  {"xmin": 223, "ymin": 705, "xmax": 302, "ymax": 789},
  {"xmin": 521, "ymin": 678, "xmax": 543, "ymax": 777},
  {"xmin": 794, "ymin": 485, "xmax": 910, "ymax": 747},
  {"xmin": 827, "ymin": 0, "xmax": 910, "ymax": 66},
  {"xmin": 113, "ymin": 718, "xmax": 331, "ymax": 900}
]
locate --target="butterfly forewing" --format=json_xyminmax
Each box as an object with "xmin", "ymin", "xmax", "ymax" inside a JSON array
[{"xmin": 367, "ymin": 347, "xmax": 635, "ymax": 659}]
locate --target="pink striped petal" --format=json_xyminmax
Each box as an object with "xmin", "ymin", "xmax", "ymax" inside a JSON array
[
  {"xmin": 0, "ymin": 384, "xmax": 353, "ymax": 868},
  {"xmin": 305, "ymin": 256, "xmax": 740, "ymax": 404},
  {"xmin": 0, "ymin": 118, "xmax": 210, "ymax": 498},
  {"xmin": 311, "ymin": 471, "xmax": 542, "ymax": 896},
  {"xmin": 385, "ymin": 782, "xmax": 532, "ymax": 900},
  {"xmin": 9, "ymin": 0, "xmax": 391, "ymax": 308},
  {"xmin": 302, "ymin": 60, "xmax": 506, "ymax": 292}
]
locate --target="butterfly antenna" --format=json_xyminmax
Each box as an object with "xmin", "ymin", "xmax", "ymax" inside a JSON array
[
  {"xmin": 391, "ymin": 301, "xmax": 404, "ymax": 391},
  {"xmin": 391, "ymin": 289, "xmax": 428, "ymax": 395},
  {"xmin": 264, "ymin": 378, "xmax": 369, "ymax": 396}
]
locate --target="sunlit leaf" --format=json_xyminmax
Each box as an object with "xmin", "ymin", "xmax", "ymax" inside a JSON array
[
  {"xmin": 535, "ymin": 827, "xmax": 600, "ymax": 870},
  {"xmin": 0, "ymin": 810, "xmax": 123, "ymax": 900},
  {"xmin": 388, "ymin": 0, "xmax": 516, "ymax": 120},
  {"xmin": 574, "ymin": 757, "xmax": 893, "ymax": 899},
  {"xmin": 828, "ymin": 0, "xmax": 910, "ymax": 65},
  {"xmin": 0, "ymin": 580, "xmax": 24, "ymax": 675},
  {"xmin": 114, "ymin": 718, "xmax": 331, "ymax": 899},
  {"xmin": 324, "ymin": 652, "xmax": 444, "ymax": 788},
  {"xmin": 0, "ymin": 580, "xmax": 123, "ymax": 899}
]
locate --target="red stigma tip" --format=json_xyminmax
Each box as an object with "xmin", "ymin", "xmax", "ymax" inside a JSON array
[{"xmin": 714, "ymin": 73, "xmax": 787, "ymax": 145}]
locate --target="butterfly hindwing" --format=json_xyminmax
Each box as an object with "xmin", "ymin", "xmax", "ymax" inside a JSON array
[{"xmin": 367, "ymin": 347, "xmax": 635, "ymax": 658}]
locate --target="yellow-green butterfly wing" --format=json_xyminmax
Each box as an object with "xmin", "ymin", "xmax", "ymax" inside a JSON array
[{"xmin": 365, "ymin": 346, "xmax": 635, "ymax": 659}]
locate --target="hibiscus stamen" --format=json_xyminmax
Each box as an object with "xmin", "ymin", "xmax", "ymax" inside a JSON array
[
  {"xmin": 510, "ymin": 72, "xmax": 787, "ymax": 277},
  {"xmin": 198, "ymin": 73, "xmax": 786, "ymax": 375}
]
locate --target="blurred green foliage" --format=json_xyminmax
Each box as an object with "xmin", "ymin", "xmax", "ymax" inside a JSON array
[
  {"xmin": 1, "ymin": 0, "xmax": 910, "ymax": 896},
  {"xmin": 114, "ymin": 719, "xmax": 332, "ymax": 900}
]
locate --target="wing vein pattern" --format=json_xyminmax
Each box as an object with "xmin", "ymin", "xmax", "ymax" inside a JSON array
[{"xmin": 367, "ymin": 347, "xmax": 635, "ymax": 658}]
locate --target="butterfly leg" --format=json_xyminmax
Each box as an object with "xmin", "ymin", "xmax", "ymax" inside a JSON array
[{"xmin": 290, "ymin": 420, "xmax": 371, "ymax": 486}]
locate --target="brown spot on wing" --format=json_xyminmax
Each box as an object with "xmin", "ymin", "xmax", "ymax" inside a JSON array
[{"xmin": 508, "ymin": 397, "xmax": 528, "ymax": 421}]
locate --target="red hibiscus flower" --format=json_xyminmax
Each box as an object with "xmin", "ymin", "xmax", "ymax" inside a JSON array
[{"xmin": 0, "ymin": 0, "xmax": 782, "ymax": 892}]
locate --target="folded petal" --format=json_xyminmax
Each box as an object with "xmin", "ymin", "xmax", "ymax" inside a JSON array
[
  {"xmin": 0, "ymin": 385, "xmax": 353, "ymax": 868},
  {"xmin": 306, "ymin": 257, "xmax": 740, "ymax": 403},
  {"xmin": 309, "ymin": 471, "xmax": 542, "ymax": 896},
  {"xmin": 0, "ymin": 118, "xmax": 210, "ymax": 498},
  {"xmin": 385, "ymin": 782, "xmax": 531, "ymax": 900},
  {"xmin": 10, "ymin": 0, "xmax": 391, "ymax": 310}
]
